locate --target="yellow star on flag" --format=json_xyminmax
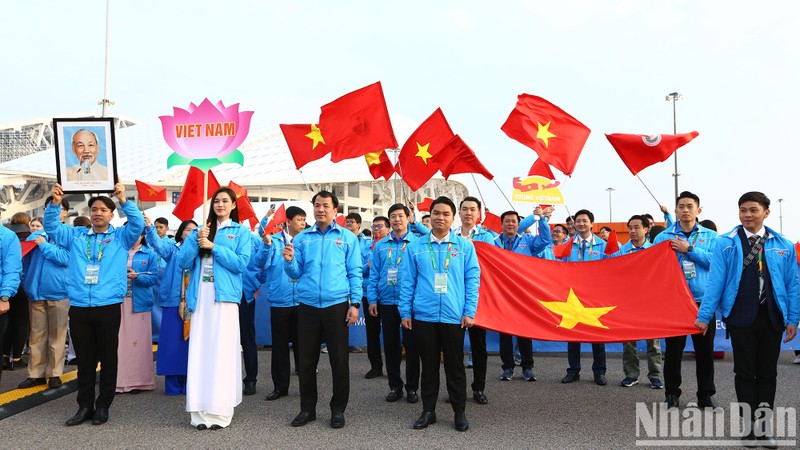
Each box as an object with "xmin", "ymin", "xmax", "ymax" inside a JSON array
[
  {"xmin": 536, "ymin": 121, "xmax": 556, "ymax": 148},
  {"xmin": 365, "ymin": 151, "xmax": 382, "ymax": 166},
  {"xmin": 147, "ymin": 188, "xmax": 157, "ymax": 196},
  {"xmin": 305, "ymin": 124, "xmax": 325, "ymax": 150},
  {"xmin": 538, "ymin": 288, "xmax": 616, "ymax": 329},
  {"xmin": 415, "ymin": 142, "xmax": 432, "ymax": 165}
]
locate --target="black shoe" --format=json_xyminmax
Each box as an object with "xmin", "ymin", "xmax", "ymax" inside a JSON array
[
  {"xmin": 594, "ymin": 374, "xmax": 607, "ymax": 386},
  {"xmin": 406, "ymin": 391, "xmax": 419, "ymax": 403},
  {"xmin": 65, "ymin": 408, "xmax": 94, "ymax": 426},
  {"xmin": 265, "ymin": 389, "xmax": 287, "ymax": 401},
  {"xmin": 209, "ymin": 424, "xmax": 223, "ymax": 430},
  {"xmin": 561, "ymin": 372, "xmax": 580, "ymax": 383},
  {"xmin": 330, "ymin": 411, "xmax": 345, "ymax": 428},
  {"xmin": 91, "ymin": 408, "xmax": 109, "ymax": 425},
  {"xmin": 48, "ymin": 377, "xmax": 63, "ymax": 389},
  {"xmin": 665, "ymin": 394, "xmax": 680, "ymax": 409},
  {"xmin": 472, "ymin": 391, "xmax": 488, "ymax": 405},
  {"xmin": 291, "ymin": 411, "xmax": 316, "ymax": 427},
  {"xmin": 128, "ymin": 389, "xmax": 142, "ymax": 395},
  {"xmin": 385, "ymin": 389, "xmax": 403, "ymax": 402},
  {"xmin": 697, "ymin": 395, "xmax": 720, "ymax": 410},
  {"xmin": 17, "ymin": 377, "xmax": 46, "ymax": 389},
  {"xmin": 364, "ymin": 369, "xmax": 383, "ymax": 379},
  {"xmin": 196, "ymin": 424, "xmax": 208, "ymax": 430},
  {"xmin": 243, "ymin": 380, "xmax": 257, "ymax": 396},
  {"xmin": 413, "ymin": 411, "xmax": 437, "ymax": 429},
  {"xmin": 454, "ymin": 411, "xmax": 469, "ymax": 432}
]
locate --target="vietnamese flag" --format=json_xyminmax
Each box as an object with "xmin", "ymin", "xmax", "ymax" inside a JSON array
[
  {"xmin": 528, "ymin": 158, "xmax": 556, "ymax": 179},
  {"xmin": 228, "ymin": 181, "xmax": 258, "ymax": 230},
  {"xmin": 21, "ymin": 241, "xmax": 37, "ymax": 257},
  {"xmin": 173, "ymin": 167, "xmax": 220, "ymax": 222},
  {"xmin": 432, "ymin": 135, "xmax": 494, "ymax": 181},
  {"xmin": 501, "ymin": 94, "xmax": 590, "ymax": 176},
  {"xmin": 365, "ymin": 150, "xmax": 395, "ymax": 181},
  {"xmin": 552, "ymin": 236, "xmax": 574, "ymax": 259},
  {"xmin": 606, "ymin": 131, "xmax": 700, "ymax": 175},
  {"xmin": 319, "ymin": 82, "xmax": 398, "ymax": 162},
  {"xmin": 473, "ymin": 241, "xmax": 698, "ymax": 342},
  {"xmin": 416, "ymin": 197, "xmax": 434, "ymax": 212},
  {"xmin": 280, "ymin": 123, "xmax": 330, "ymax": 170},
  {"xmin": 603, "ymin": 230, "xmax": 620, "ymax": 255},
  {"xmin": 481, "ymin": 211, "xmax": 502, "ymax": 234},
  {"xmin": 265, "ymin": 204, "xmax": 287, "ymax": 235},
  {"xmin": 397, "ymin": 108, "xmax": 455, "ymax": 191},
  {"xmin": 135, "ymin": 180, "xmax": 167, "ymax": 202},
  {"xmin": 335, "ymin": 215, "xmax": 346, "ymax": 227}
]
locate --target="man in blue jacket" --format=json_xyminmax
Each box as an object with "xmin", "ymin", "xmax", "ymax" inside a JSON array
[
  {"xmin": 653, "ymin": 191, "xmax": 718, "ymax": 410},
  {"xmin": 240, "ymin": 231, "xmax": 266, "ymax": 396},
  {"xmin": 400, "ymin": 196, "xmax": 480, "ymax": 432},
  {"xmin": 283, "ymin": 191, "xmax": 362, "ymax": 429},
  {"xmin": 45, "ymin": 181, "xmax": 144, "ymax": 426},
  {"xmin": 695, "ymin": 192, "xmax": 799, "ymax": 446},
  {"xmin": 369, "ymin": 205, "xmax": 419, "ymax": 404}
]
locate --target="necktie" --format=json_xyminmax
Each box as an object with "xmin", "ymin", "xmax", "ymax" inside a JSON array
[
  {"xmin": 581, "ymin": 240, "xmax": 588, "ymax": 260},
  {"xmin": 505, "ymin": 238, "xmax": 513, "ymax": 250},
  {"xmin": 748, "ymin": 235, "xmax": 758, "ymax": 247}
]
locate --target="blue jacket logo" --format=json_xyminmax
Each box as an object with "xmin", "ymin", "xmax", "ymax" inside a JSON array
[
  {"xmin": 227, "ymin": 234, "xmax": 235, "ymax": 240},
  {"xmin": 336, "ymin": 237, "xmax": 343, "ymax": 247}
]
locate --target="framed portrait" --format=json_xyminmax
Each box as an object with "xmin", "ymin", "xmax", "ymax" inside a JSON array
[{"xmin": 54, "ymin": 117, "xmax": 118, "ymax": 193}]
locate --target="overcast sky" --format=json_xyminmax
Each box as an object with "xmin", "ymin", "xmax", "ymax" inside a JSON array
[{"xmin": 2, "ymin": 1, "xmax": 799, "ymax": 234}]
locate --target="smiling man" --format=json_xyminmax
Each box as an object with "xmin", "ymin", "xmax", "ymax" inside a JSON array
[{"xmin": 66, "ymin": 130, "xmax": 109, "ymax": 182}]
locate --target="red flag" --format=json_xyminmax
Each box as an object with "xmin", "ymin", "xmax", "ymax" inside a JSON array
[
  {"xmin": 501, "ymin": 94, "xmax": 590, "ymax": 176},
  {"xmin": 280, "ymin": 124, "xmax": 330, "ymax": 170},
  {"xmin": 432, "ymin": 135, "xmax": 494, "ymax": 180},
  {"xmin": 21, "ymin": 241, "xmax": 37, "ymax": 257},
  {"xmin": 606, "ymin": 132, "xmax": 700, "ymax": 175},
  {"xmin": 552, "ymin": 236, "xmax": 574, "ymax": 259},
  {"xmin": 173, "ymin": 167, "xmax": 220, "ymax": 222},
  {"xmin": 265, "ymin": 204, "xmax": 287, "ymax": 235},
  {"xmin": 228, "ymin": 181, "xmax": 258, "ymax": 230},
  {"xmin": 528, "ymin": 158, "xmax": 556, "ymax": 179},
  {"xmin": 482, "ymin": 211, "xmax": 502, "ymax": 234},
  {"xmin": 365, "ymin": 150, "xmax": 395, "ymax": 180},
  {"xmin": 135, "ymin": 180, "xmax": 167, "ymax": 202},
  {"xmin": 473, "ymin": 241, "xmax": 698, "ymax": 342},
  {"xmin": 604, "ymin": 230, "xmax": 620, "ymax": 255},
  {"xmin": 416, "ymin": 197, "xmax": 434, "ymax": 212},
  {"xmin": 319, "ymin": 82, "xmax": 398, "ymax": 162},
  {"xmin": 335, "ymin": 215, "xmax": 346, "ymax": 226},
  {"xmin": 397, "ymin": 108, "xmax": 455, "ymax": 191},
  {"xmin": 795, "ymin": 242, "xmax": 800, "ymax": 263}
]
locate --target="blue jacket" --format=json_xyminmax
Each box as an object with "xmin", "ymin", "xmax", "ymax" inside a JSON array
[
  {"xmin": 284, "ymin": 222, "xmax": 362, "ymax": 308},
  {"xmin": 368, "ymin": 231, "xmax": 417, "ymax": 307},
  {"xmin": 653, "ymin": 222, "xmax": 717, "ymax": 302},
  {"xmin": 492, "ymin": 216, "xmax": 552, "ymax": 257},
  {"xmin": 259, "ymin": 231, "xmax": 300, "ymax": 308},
  {"xmin": 454, "ymin": 225, "xmax": 495, "ymax": 244},
  {"xmin": 0, "ymin": 225, "xmax": 22, "ymax": 298},
  {"xmin": 357, "ymin": 233, "xmax": 373, "ymax": 300},
  {"xmin": 177, "ymin": 220, "xmax": 251, "ymax": 312},
  {"xmin": 559, "ymin": 234, "xmax": 608, "ymax": 262},
  {"xmin": 23, "ymin": 231, "xmax": 69, "ymax": 301},
  {"xmin": 243, "ymin": 233, "xmax": 267, "ymax": 304},
  {"xmin": 44, "ymin": 201, "xmax": 145, "ymax": 308},
  {"xmin": 698, "ymin": 226, "xmax": 800, "ymax": 327},
  {"xmin": 145, "ymin": 225, "xmax": 184, "ymax": 307},
  {"xmin": 610, "ymin": 239, "xmax": 652, "ymax": 258},
  {"xmin": 399, "ymin": 232, "xmax": 480, "ymax": 325},
  {"xmin": 128, "ymin": 245, "xmax": 159, "ymax": 313}
]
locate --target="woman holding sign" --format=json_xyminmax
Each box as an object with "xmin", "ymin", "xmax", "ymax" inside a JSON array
[{"xmin": 177, "ymin": 187, "xmax": 250, "ymax": 430}]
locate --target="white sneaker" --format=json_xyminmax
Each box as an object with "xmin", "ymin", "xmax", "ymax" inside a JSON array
[{"xmin": 793, "ymin": 354, "xmax": 800, "ymax": 364}]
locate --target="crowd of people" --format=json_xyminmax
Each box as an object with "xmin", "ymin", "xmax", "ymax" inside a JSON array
[{"xmin": 0, "ymin": 186, "xmax": 798, "ymax": 446}]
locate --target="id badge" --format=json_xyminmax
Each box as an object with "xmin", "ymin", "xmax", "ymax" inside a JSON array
[
  {"xmin": 682, "ymin": 260, "xmax": 696, "ymax": 280},
  {"xmin": 387, "ymin": 268, "xmax": 398, "ymax": 286},
  {"xmin": 125, "ymin": 280, "xmax": 132, "ymax": 298},
  {"xmin": 84, "ymin": 264, "xmax": 100, "ymax": 285},
  {"xmin": 202, "ymin": 264, "xmax": 214, "ymax": 283},
  {"xmin": 434, "ymin": 273, "xmax": 448, "ymax": 294}
]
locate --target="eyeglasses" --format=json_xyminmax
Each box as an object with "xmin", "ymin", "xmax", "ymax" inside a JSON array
[{"xmin": 371, "ymin": 224, "xmax": 386, "ymax": 229}]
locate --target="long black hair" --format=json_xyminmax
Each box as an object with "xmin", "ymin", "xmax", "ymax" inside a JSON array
[
  {"xmin": 175, "ymin": 219, "xmax": 198, "ymax": 244},
  {"xmin": 200, "ymin": 187, "xmax": 239, "ymax": 258}
]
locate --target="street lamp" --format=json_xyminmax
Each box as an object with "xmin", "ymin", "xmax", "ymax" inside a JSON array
[
  {"xmin": 606, "ymin": 187, "xmax": 615, "ymax": 222},
  {"xmin": 665, "ymin": 92, "xmax": 683, "ymax": 199},
  {"xmin": 779, "ymin": 198, "xmax": 783, "ymax": 234}
]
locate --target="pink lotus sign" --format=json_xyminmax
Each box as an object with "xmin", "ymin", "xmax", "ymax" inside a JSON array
[{"xmin": 159, "ymin": 99, "xmax": 254, "ymax": 170}]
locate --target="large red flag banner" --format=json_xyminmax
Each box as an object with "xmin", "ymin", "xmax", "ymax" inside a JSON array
[
  {"xmin": 319, "ymin": 82, "xmax": 398, "ymax": 163},
  {"xmin": 473, "ymin": 241, "xmax": 698, "ymax": 342},
  {"xmin": 397, "ymin": 108, "xmax": 455, "ymax": 191},
  {"xmin": 605, "ymin": 131, "xmax": 700, "ymax": 175},
  {"xmin": 501, "ymin": 94, "xmax": 590, "ymax": 176},
  {"xmin": 280, "ymin": 123, "xmax": 330, "ymax": 170}
]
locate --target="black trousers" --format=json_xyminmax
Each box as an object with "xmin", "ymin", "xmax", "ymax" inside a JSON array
[
  {"xmin": 69, "ymin": 304, "xmax": 121, "ymax": 410},
  {"xmin": 2, "ymin": 287, "xmax": 28, "ymax": 359},
  {"xmin": 499, "ymin": 333, "xmax": 533, "ymax": 370},
  {"xmin": 363, "ymin": 299, "xmax": 383, "ymax": 372},
  {"xmin": 238, "ymin": 296, "xmax": 258, "ymax": 383},
  {"xmin": 298, "ymin": 302, "xmax": 350, "ymax": 413},
  {"xmin": 379, "ymin": 304, "xmax": 419, "ymax": 392},
  {"xmin": 664, "ymin": 317, "xmax": 716, "ymax": 398},
  {"xmin": 728, "ymin": 305, "xmax": 783, "ymax": 421},
  {"xmin": 270, "ymin": 305, "xmax": 299, "ymax": 392},
  {"xmin": 467, "ymin": 326, "xmax": 487, "ymax": 392},
  {"xmin": 415, "ymin": 319, "xmax": 466, "ymax": 414},
  {"xmin": 0, "ymin": 314, "xmax": 7, "ymax": 382}
]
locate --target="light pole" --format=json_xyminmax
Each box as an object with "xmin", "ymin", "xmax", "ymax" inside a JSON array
[
  {"xmin": 665, "ymin": 92, "xmax": 683, "ymax": 199},
  {"xmin": 606, "ymin": 187, "xmax": 615, "ymax": 222},
  {"xmin": 779, "ymin": 198, "xmax": 783, "ymax": 234}
]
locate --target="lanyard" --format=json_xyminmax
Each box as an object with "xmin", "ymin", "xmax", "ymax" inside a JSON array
[
  {"xmin": 678, "ymin": 228, "xmax": 700, "ymax": 261},
  {"xmin": 428, "ymin": 235, "xmax": 452, "ymax": 273},
  {"xmin": 578, "ymin": 238, "xmax": 594, "ymax": 261},
  {"xmin": 86, "ymin": 233, "xmax": 106, "ymax": 263},
  {"xmin": 387, "ymin": 239, "xmax": 408, "ymax": 268}
]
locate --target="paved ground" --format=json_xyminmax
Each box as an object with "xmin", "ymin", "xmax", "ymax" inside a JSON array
[{"xmin": 1, "ymin": 350, "xmax": 798, "ymax": 449}]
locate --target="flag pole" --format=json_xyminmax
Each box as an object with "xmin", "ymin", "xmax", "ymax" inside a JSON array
[
  {"xmin": 636, "ymin": 175, "xmax": 662, "ymax": 209},
  {"xmin": 470, "ymin": 174, "xmax": 487, "ymax": 207},
  {"xmin": 490, "ymin": 178, "xmax": 516, "ymax": 211},
  {"xmin": 202, "ymin": 170, "xmax": 209, "ymax": 221},
  {"xmin": 393, "ymin": 149, "xmax": 410, "ymax": 204},
  {"xmin": 297, "ymin": 169, "xmax": 313, "ymax": 193}
]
